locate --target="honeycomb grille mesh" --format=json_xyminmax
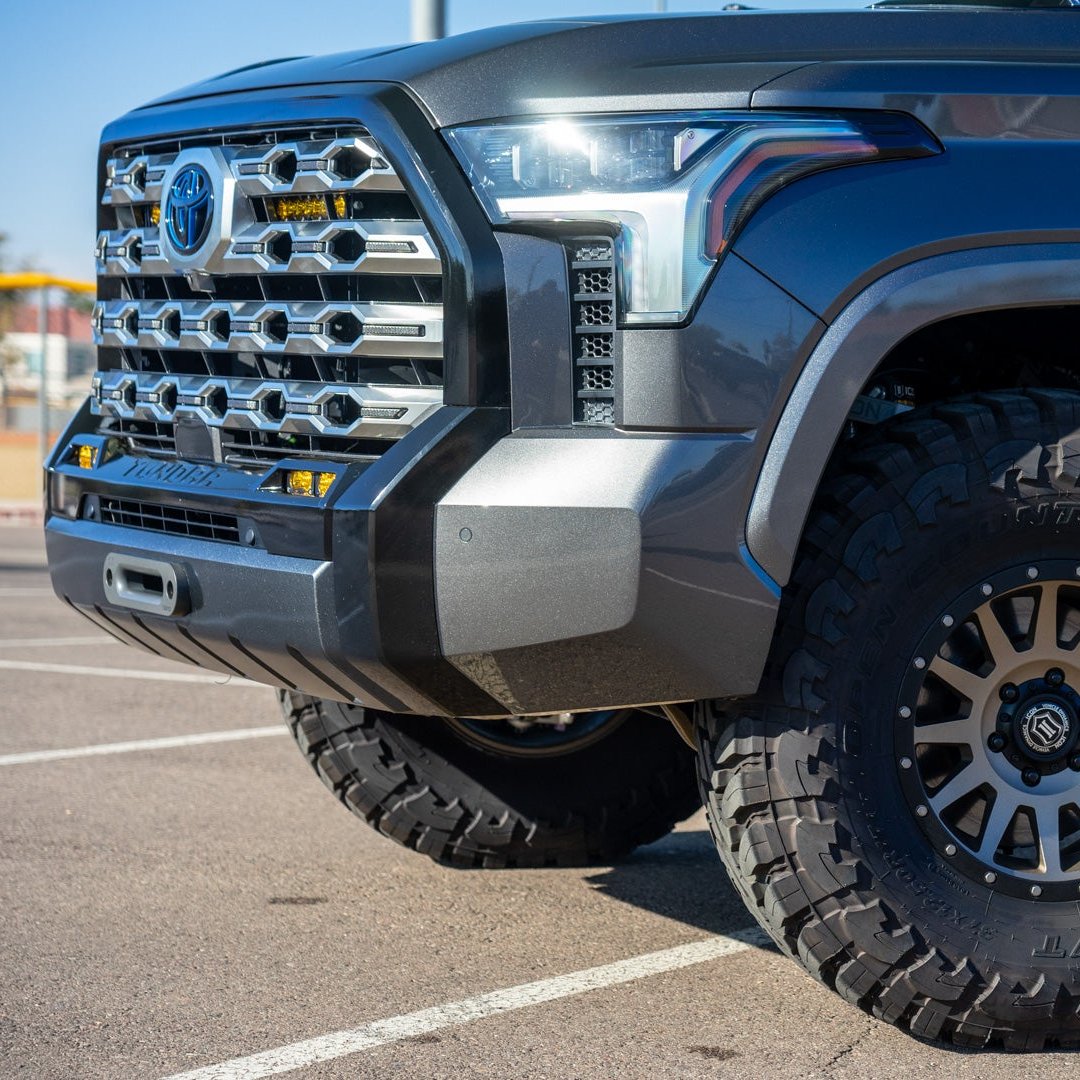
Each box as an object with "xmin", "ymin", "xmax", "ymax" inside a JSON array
[
  {"xmin": 579, "ymin": 366, "xmax": 614, "ymax": 392},
  {"xmin": 567, "ymin": 238, "xmax": 617, "ymax": 425},
  {"xmin": 577, "ymin": 301, "xmax": 614, "ymax": 327},
  {"xmin": 578, "ymin": 334, "xmax": 613, "ymax": 360},
  {"xmin": 581, "ymin": 399, "xmax": 615, "ymax": 425}
]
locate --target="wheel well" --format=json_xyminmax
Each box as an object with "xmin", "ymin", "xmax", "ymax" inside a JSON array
[{"xmin": 850, "ymin": 304, "xmax": 1080, "ymax": 426}]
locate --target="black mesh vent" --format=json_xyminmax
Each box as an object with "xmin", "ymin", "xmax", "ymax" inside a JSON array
[
  {"xmin": 566, "ymin": 237, "xmax": 617, "ymax": 425},
  {"xmin": 576, "ymin": 269, "xmax": 612, "ymax": 294},
  {"xmin": 100, "ymin": 496, "xmax": 242, "ymax": 544},
  {"xmin": 578, "ymin": 334, "xmax": 613, "ymax": 360},
  {"xmin": 579, "ymin": 366, "xmax": 615, "ymax": 392},
  {"xmin": 577, "ymin": 301, "xmax": 614, "ymax": 328},
  {"xmin": 581, "ymin": 399, "xmax": 615, "ymax": 425}
]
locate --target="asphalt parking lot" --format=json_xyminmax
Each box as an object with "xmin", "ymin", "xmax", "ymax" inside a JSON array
[{"xmin": 2, "ymin": 523, "xmax": 1079, "ymax": 1079}]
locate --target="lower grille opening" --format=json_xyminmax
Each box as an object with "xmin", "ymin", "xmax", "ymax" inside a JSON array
[{"xmin": 99, "ymin": 496, "xmax": 242, "ymax": 544}]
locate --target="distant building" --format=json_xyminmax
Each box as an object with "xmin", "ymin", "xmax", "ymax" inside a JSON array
[
  {"xmin": 4, "ymin": 302, "xmax": 94, "ymax": 384},
  {"xmin": 1, "ymin": 302, "xmax": 95, "ymax": 431}
]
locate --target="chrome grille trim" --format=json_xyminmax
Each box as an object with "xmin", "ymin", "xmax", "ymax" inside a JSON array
[
  {"xmin": 97, "ymin": 220, "xmax": 440, "ymax": 278},
  {"xmin": 93, "ymin": 299, "xmax": 443, "ymax": 358},
  {"xmin": 96, "ymin": 124, "xmax": 445, "ymax": 462},
  {"xmin": 102, "ymin": 153, "xmax": 170, "ymax": 207},
  {"xmin": 93, "ymin": 370, "xmax": 442, "ymax": 441},
  {"xmin": 102, "ymin": 136, "xmax": 401, "ymax": 207}
]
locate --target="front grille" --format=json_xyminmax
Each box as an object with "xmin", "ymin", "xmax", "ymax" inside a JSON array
[
  {"xmin": 100, "ymin": 496, "xmax": 242, "ymax": 544},
  {"xmin": 567, "ymin": 238, "xmax": 618, "ymax": 425},
  {"xmin": 94, "ymin": 125, "xmax": 444, "ymax": 466}
]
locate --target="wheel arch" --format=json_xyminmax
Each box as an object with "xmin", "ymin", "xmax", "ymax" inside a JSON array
[{"xmin": 746, "ymin": 243, "xmax": 1080, "ymax": 587}]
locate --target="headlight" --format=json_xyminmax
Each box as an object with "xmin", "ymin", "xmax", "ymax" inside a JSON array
[{"xmin": 446, "ymin": 112, "xmax": 938, "ymax": 324}]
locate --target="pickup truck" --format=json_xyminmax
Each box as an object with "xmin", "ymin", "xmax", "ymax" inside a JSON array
[{"xmin": 44, "ymin": 0, "xmax": 1080, "ymax": 1049}]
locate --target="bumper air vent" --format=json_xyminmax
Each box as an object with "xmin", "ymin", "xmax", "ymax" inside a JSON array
[{"xmin": 566, "ymin": 237, "xmax": 618, "ymax": 426}]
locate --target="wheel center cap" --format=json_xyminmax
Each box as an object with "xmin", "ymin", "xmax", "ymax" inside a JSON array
[{"xmin": 1018, "ymin": 699, "xmax": 1073, "ymax": 758}]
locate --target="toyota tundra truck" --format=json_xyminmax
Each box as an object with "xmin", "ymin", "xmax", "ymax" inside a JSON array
[{"xmin": 43, "ymin": 0, "xmax": 1080, "ymax": 1049}]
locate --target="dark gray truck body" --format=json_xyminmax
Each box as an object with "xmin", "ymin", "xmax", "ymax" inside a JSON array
[{"xmin": 44, "ymin": 9, "xmax": 1080, "ymax": 717}]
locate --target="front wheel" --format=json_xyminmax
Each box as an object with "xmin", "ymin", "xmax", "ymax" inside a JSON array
[
  {"xmin": 283, "ymin": 693, "xmax": 701, "ymax": 868},
  {"xmin": 699, "ymin": 391, "xmax": 1080, "ymax": 1048}
]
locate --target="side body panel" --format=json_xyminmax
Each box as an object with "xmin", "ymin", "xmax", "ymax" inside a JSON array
[{"xmin": 739, "ymin": 61, "xmax": 1080, "ymax": 321}]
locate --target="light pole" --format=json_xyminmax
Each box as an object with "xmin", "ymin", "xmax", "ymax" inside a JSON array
[
  {"xmin": 411, "ymin": 0, "xmax": 446, "ymax": 41},
  {"xmin": 37, "ymin": 284, "xmax": 49, "ymax": 465}
]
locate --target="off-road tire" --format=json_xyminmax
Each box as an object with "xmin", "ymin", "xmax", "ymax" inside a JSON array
[
  {"xmin": 698, "ymin": 390, "xmax": 1080, "ymax": 1048},
  {"xmin": 283, "ymin": 692, "xmax": 701, "ymax": 868}
]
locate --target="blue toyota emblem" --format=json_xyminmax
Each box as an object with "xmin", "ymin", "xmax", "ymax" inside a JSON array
[{"xmin": 165, "ymin": 164, "xmax": 213, "ymax": 254}]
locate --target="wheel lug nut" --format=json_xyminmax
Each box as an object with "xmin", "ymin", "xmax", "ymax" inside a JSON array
[
  {"xmin": 1046, "ymin": 667, "xmax": 1065, "ymax": 688},
  {"xmin": 1069, "ymin": 754, "xmax": 1080, "ymax": 773},
  {"xmin": 1000, "ymin": 683, "xmax": 1020, "ymax": 703},
  {"xmin": 1022, "ymin": 768, "xmax": 1042, "ymax": 788},
  {"xmin": 988, "ymin": 732, "xmax": 1008, "ymax": 753}
]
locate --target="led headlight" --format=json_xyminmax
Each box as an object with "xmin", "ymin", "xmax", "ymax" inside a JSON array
[{"xmin": 446, "ymin": 112, "xmax": 938, "ymax": 324}]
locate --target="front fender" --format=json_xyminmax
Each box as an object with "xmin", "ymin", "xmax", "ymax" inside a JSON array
[{"xmin": 746, "ymin": 242, "xmax": 1080, "ymax": 586}]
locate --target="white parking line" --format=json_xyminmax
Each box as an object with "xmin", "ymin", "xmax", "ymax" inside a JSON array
[
  {"xmin": 163, "ymin": 928, "xmax": 769, "ymax": 1080},
  {"xmin": 0, "ymin": 659, "xmax": 264, "ymax": 686},
  {"xmin": 0, "ymin": 725, "xmax": 287, "ymax": 766},
  {"xmin": 0, "ymin": 635, "xmax": 119, "ymax": 648}
]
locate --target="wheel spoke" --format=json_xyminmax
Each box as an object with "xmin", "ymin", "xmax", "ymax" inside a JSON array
[
  {"xmin": 976, "ymin": 608, "xmax": 1018, "ymax": 670},
  {"xmin": 1032, "ymin": 582, "xmax": 1061, "ymax": 655},
  {"xmin": 1036, "ymin": 801, "xmax": 1063, "ymax": 877},
  {"xmin": 928, "ymin": 656, "xmax": 991, "ymax": 708},
  {"xmin": 976, "ymin": 791, "xmax": 1020, "ymax": 862},
  {"xmin": 913, "ymin": 718, "xmax": 977, "ymax": 746},
  {"xmin": 930, "ymin": 761, "xmax": 991, "ymax": 814}
]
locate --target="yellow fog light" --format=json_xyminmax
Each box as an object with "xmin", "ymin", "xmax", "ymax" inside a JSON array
[
  {"xmin": 286, "ymin": 469, "xmax": 315, "ymax": 496},
  {"xmin": 76, "ymin": 445, "xmax": 97, "ymax": 470},
  {"xmin": 270, "ymin": 195, "xmax": 331, "ymax": 222},
  {"xmin": 285, "ymin": 469, "xmax": 336, "ymax": 497}
]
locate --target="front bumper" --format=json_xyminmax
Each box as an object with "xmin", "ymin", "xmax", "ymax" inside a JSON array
[
  {"xmin": 45, "ymin": 404, "xmax": 780, "ymax": 717},
  {"xmin": 46, "ymin": 403, "xmax": 510, "ymax": 717}
]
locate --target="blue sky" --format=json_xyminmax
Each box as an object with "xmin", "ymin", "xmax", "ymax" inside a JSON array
[{"xmin": 0, "ymin": 0, "xmax": 867, "ymax": 280}]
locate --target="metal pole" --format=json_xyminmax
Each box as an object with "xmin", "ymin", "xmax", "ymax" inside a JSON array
[
  {"xmin": 654, "ymin": 0, "xmax": 668, "ymax": 10},
  {"xmin": 37, "ymin": 284, "xmax": 48, "ymax": 464},
  {"xmin": 411, "ymin": 0, "xmax": 446, "ymax": 41}
]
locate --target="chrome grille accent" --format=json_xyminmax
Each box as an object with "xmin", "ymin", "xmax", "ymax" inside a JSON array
[
  {"xmin": 94, "ymin": 299, "xmax": 442, "ymax": 358},
  {"xmin": 93, "ymin": 370, "xmax": 441, "ymax": 442},
  {"xmin": 94, "ymin": 124, "xmax": 443, "ymax": 465}
]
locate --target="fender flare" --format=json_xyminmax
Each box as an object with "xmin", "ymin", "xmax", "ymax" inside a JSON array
[{"xmin": 745, "ymin": 242, "xmax": 1080, "ymax": 587}]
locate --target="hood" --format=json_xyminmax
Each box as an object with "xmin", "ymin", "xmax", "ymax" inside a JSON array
[{"xmin": 140, "ymin": 10, "xmax": 1080, "ymax": 128}]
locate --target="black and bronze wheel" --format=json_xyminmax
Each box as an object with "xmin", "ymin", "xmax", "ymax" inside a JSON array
[{"xmin": 898, "ymin": 567, "xmax": 1080, "ymax": 899}]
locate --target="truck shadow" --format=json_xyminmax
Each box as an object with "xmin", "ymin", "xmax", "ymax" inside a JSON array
[{"xmin": 586, "ymin": 828, "xmax": 765, "ymax": 939}]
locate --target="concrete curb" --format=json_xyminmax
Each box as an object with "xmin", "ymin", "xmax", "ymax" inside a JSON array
[{"xmin": 0, "ymin": 503, "xmax": 43, "ymax": 527}]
